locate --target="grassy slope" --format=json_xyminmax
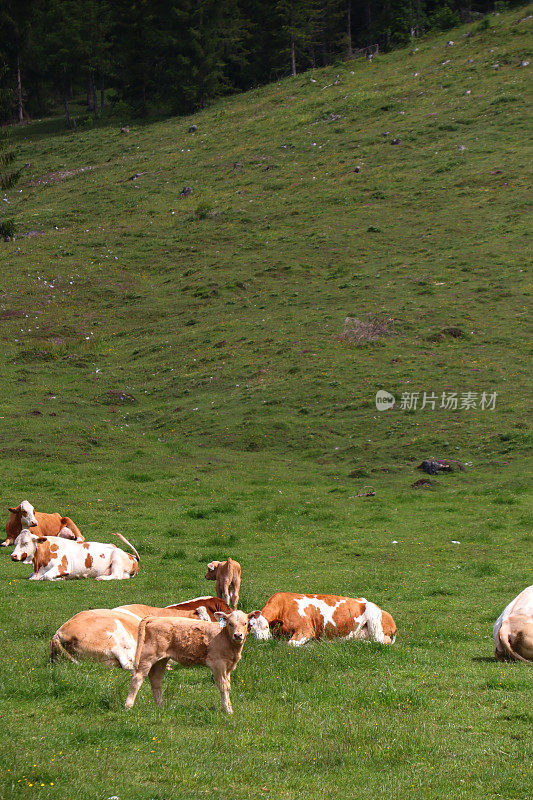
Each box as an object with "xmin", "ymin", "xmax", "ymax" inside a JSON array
[{"xmin": 1, "ymin": 7, "xmax": 532, "ymax": 800}]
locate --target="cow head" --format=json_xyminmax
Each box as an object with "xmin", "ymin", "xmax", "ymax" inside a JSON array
[
  {"xmin": 214, "ymin": 610, "xmax": 259, "ymax": 646},
  {"xmin": 247, "ymin": 610, "xmax": 272, "ymax": 641},
  {"xmin": 3, "ymin": 502, "xmax": 38, "ymax": 547},
  {"xmin": 205, "ymin": 560, "xmax": 222, "ymax": 580},
  {"xmin": 11, "ymin": 529, "xmax": 45, "ymax": 563},
  {"xmin": 19, "ymin": 500, "xmax": 39, "ymax": 528}
]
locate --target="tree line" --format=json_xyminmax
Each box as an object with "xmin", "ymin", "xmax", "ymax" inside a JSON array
[{"xmin": 0, "ymin": 1, "xmax": 521, "ymax": 125}]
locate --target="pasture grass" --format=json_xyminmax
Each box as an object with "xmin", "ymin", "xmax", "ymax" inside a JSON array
[{"xmin": 0, "ymin": 6, "xmax": 532, "ymax": 799}]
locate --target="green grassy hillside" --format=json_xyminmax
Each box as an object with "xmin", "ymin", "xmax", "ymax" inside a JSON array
[{"xmin": 0, "ymin": 6, "xmax": 532, "ymax": 800}]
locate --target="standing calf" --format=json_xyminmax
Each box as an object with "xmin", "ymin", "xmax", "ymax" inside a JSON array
[
  {"xmin": 205, "ymin": 557, "xmax": 241, "ymax": 609},
  {"xmin": 125, "ymin": 609, "xmax": 258, "ymax": 714}
]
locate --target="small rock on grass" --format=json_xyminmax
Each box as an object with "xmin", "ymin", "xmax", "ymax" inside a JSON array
[{"xmin": 412, "ymin": 478, "xmax": 439, "ymax": 489}]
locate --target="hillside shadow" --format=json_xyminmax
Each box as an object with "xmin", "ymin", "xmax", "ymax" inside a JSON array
[{"xmin": 8, "ymin": 107, "xmax": 176, "ymax": 145}]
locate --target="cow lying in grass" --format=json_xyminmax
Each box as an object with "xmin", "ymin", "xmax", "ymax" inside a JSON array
[
  {"xmin": 120, "ymin": 596, "xmax": 232, "ymax": 621},
  {"xmin": 493, "ymin": 585, "xmax": 533, "ymax": 663},
  {"xmin": 248, "ymin": 592, "xmax": 397, "ymax": 646},
  {"xmin": 11, "ymin": 530, "xmax": 139, "ymax": 580},
  {"xmin": 2, "ymin": 500, "xmax": 84, "ymax": 547},
  {"xmin": 50, "ymin": 597, "xmax": 232, "ymax": 669},
  {"xmin": 205, "ymin": 557, "xmax": 241, "ymax": 608},
  {"xmin": 125, "ymin": 610, "xmax": 258, "ymax": 714}
]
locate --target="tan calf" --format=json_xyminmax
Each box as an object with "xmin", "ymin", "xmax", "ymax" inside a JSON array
[
  {"xmin": 125, "ymin": 610, "xmax": 258, "ymax": 713},
  {"xmin": 2, "ymin": 500, "xmax": 84, "ymax": 546},
  {"xmin": 205, "ymin": 557, "xmax": 241, "ymax": 609}
]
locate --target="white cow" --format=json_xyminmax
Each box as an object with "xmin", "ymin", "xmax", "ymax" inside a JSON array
[{"xmin": 493, "ymin": 586, "xmax": 533, "ymax": 662}]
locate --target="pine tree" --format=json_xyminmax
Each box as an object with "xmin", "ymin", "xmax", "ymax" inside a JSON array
[
  {"xmin": 0, "ymin": 128, "xmax": 21, "ymax": 239},
  {"xmin": 275, "ymin": 0, "xmax": 322, "ymax": 76},
  {"xmin": 0, "ymin": 129, "xmax": 20, "ymax": 190}
]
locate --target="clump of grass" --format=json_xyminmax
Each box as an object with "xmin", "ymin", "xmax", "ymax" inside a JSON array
[
  {"xmin": 194, "ymin": 202, "xmax": 213, "ymax": 219},
  {"xmin": 340, "ymin": 315, "xmax": 395, "ymax": 344},
  {"xmin": 0, "ymin": 219, "xmax": 16, "ymax": 240}
]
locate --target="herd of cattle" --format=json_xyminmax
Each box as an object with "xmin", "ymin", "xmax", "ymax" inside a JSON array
[{"xmin": 3, "ymin": 500, "xmax": 532, "ymax": 713}]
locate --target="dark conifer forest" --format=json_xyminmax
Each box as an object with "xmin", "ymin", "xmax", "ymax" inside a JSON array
[{"xmin": 0, "ymin": 1, "xmax": 524, "ymax": 124}]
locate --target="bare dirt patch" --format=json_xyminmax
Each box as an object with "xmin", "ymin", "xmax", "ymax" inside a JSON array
[{"xmin": 28, "ymin": 166, "xmax": 95, "ymax": 186}]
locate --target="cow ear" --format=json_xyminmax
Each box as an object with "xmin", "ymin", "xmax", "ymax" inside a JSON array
[
  {"xmin": 214, "ymin": 611, "xmax": 229, "ymax": 627},
  {"xmin": 247, "ymin": 611, "xmax": 262, "ymax": 628},
  {"xmin": 35, "ymin": 536, "xmax": 48, "ymax": 544},
  {"xmin": 8, "ymin": 507, "xmax": 18, "ymax": 514},
  {"xmin": 58, "ymin": 528, "xmax": 76, "ymax": 541}
]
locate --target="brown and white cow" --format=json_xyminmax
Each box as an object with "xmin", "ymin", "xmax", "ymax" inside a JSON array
[
  {"xmin": 10, "ymin": 530, "xmax": 139, "ymax": 580},
  {"xmin": 248, "ymin": 592, "xmax": 397, "ymax": 646},
  {"xmin": 493, "ymin": 585, "xmax": 533, "ymax": 663},
  {"xmin": 125, "ymin": 610, "xmax": 259, "ymax": 714},
  {"xmin": 50, "ymin": 609, "xmax": 142, "ymax": 669},
  {"xmin": 120, "ymin": 596, "xmax": 233, "ymax": 621},
  {"xmin": 49, "ymin": 597, "xmax": 233, "ymax": 669},
  {"xmin": 2, "ymin": 500, "xmax": 84, "ymax": 547},
  {"xmin": 205, "ymin": 558, "xmax": 241, "ymax": 609}
]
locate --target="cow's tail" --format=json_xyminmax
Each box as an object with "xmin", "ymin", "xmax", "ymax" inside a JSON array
[
  {"xmin": 363, "ymin": 601, "xmax": 386, "ymax": 644},
  {"xmin": 112, "ymin": 532, "xmax": 140, "ymax": 562},
  {"xmin": 49, "ymin": 632, "xmax": 79, "ymax": 664},
  {"xmin": 498, "ymin": 618, "xmax": 529, "ymax": 663},
  {"xmin": 133, "ymin": 618, "xmax": 149, "ymax": 671}
]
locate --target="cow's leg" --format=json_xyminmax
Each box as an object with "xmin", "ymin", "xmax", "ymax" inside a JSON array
[
  {"xmin": 32, "ymin": 568, "xmax": 61, "ymax": 581},
  {"xmin": 216, "ymin": 575, "xmax": 230, "ymax": 606},
  {"xmin": 96, "ymin": 554, "xmax": 123, "ymax": 580},
  {"xmin": 287, "ymin": 634, "xmax": 310, "ymax": 646},
  {"xmin": 221, "ymin": 585, "xmax": 231, "ymax": 606},
  {"xmin": 125, "ymin": 661, "xmax": 152, "ymax": 709},
  {"xmin": 148, "ymin": 658, "xmax": 169, "ymax": 706},
  {"xmin": 231, "ymin": 582, "xmax": 239, "ymax": 609},
  {"xmin": 210, "ymin": 663, "xmax": 232, "ymax": 714},
  {"xmin": 114, "ymin": 648, "xmax": 135, "ymax": 671},
  {"xmin": 287, "ymin": 619, "xmax": 314, "ymax": 646}
]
